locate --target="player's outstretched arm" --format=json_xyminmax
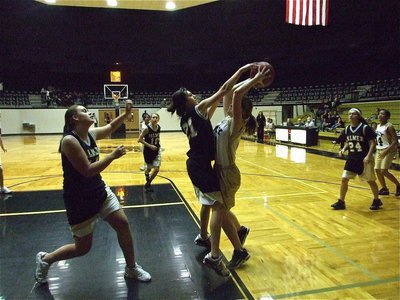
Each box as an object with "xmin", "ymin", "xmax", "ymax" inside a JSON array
[
  {"xmin": 92, "ymin": 100, "xmax": 133, "ymax": 140},
  {"xmin": 197, "ymin": 63, "xmax": 256, "ymax": 118},
  {"xmin": 61, "ymin": 135, "xmax": 126, "ymax": 178}
]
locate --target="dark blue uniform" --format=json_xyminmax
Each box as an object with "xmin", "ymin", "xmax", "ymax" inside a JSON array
[
  {"xmin": 344, "ymin": 123, "xmax": 376, "ymax": 174},
  {"xmin": 181, "ymin": 106, "xmax": 219, "ymax": 193},
  {"xmin": 143, "ymin": 124, "xmax": 160, "ymax": 164},
  {"xmin": 62, "ymin": 131, "xmax": 107, "ymax": 225}
]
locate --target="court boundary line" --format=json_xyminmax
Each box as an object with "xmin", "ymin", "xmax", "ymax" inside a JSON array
[
  {"xmin": 272, "ymin": 276, "xmax": 400, "ymax": 299},
  {"xmin": 6, "ymin": 170, "xmax": 387, "ymax": 195},
  {"xmin": 0, "ymin": 202, "xmax": 184, "ymax": 217},
  {"xmin": 238, "ymin": 191, "xmax": 327, "ymax": 200}
]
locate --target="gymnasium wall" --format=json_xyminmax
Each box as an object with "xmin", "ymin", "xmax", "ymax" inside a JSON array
[{"xmin": 0, "ymin": 105, "xmax": 282, "ymax": 135}]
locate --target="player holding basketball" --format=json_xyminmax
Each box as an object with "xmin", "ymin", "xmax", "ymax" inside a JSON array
[
  {"xmin": 138, "ymin": 113, "xmax": 161, "ymax": 192},
  {"xmin": 331, "ymin": 108, "xmax": 381, "ymax": 210},
  {"xmin": 167, "ymin": 63, "xmax": 263, "ymax": 276},
  {"xmin": 374, "ymin": 109, "xmax": 400, "ymax": 197},
  {"xmin": 212, "ymin": 67, "xmax": 270, "ymax": 269},
  {"xmin": 35, "ymin": 100, "xmax": 151, "ymax": 284}
]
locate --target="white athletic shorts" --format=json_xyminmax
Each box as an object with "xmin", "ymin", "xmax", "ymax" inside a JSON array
[{"xmin": 193, "ymin": 186, "xmax": 224, "ymax": 207}]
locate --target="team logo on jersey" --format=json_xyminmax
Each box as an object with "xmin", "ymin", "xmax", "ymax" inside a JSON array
[{"xmin": 86, "ymin": 147, "xmax": 100, "ymax": 162}]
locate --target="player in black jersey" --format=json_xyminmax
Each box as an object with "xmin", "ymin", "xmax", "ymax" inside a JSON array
[
  {"xmin": 331, "ymin": 108, "xmax": 381, "ymax": 210},
  {"xmin": 167, "ymin": 63, "xmax": 257, "ymax": 277},
  {"xmin": 35, "ymin": 100, "xmax": 151, "ymax": 285},
  {"xmin": 138, "ymin": 113, "xmax": 161, "ymax": 192}
]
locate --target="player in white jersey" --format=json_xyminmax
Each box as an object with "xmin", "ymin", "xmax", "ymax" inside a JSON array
[
  {"xmin": 374, "ymin": 109, "xmax": 400, "ymax": 197},
  {"xmin": 212, "ymin": 68, "xmax": 268, "ymax": 269}
]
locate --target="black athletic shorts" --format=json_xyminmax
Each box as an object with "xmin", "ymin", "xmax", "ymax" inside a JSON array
[
  {"xmin": 186, "ymin": 158, "xmax": 220, "ymax": 194},
  {"xmin": 344, "ymin": 158, "xmax": 364, "ymax": 175}
]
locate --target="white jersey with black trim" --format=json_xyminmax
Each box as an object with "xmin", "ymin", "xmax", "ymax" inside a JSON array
[
  {"xmin": 214, "ymin": 116, "xmax": 243, "ymax": 167},
  {"xmin": 375, "ymin": 122, "xmax": 392, "ymax": 150}
]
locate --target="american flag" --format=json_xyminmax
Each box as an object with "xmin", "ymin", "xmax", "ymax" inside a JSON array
[{"xmin": 286, "ymin": 0, "xmax": 329, "ymax": 26}]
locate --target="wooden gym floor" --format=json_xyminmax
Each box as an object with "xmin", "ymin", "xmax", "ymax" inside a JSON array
[{"xmin": 0, "ymin": 132, "xmax": 399, "ymax": 299}]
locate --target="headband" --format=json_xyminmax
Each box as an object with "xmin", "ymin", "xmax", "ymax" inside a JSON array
[{"xmin": 349, "ymin": 108, "xmax": 362, "ymax": 116}]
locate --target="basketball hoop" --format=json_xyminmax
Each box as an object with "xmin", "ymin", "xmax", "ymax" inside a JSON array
[{"xmin": 104, "ymin": 84, "xmax": 128, "ymax": 107}]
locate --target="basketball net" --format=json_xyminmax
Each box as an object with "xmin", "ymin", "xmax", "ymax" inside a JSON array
[{"xmin": 112, "ymin": 92, "xmax": 120, "ymax": 107}]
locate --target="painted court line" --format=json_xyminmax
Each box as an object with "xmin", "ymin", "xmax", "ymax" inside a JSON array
[
  {"xmin": 272, "ymin": 276, "xmax": 399, "ymax": 299},
  {"xmin": 238, "ymin": 191, "xmax": 327, "ymax": 200},
  {"xmin": 0, "ymin": 202, "xmax": 183, "ymax": 217}
]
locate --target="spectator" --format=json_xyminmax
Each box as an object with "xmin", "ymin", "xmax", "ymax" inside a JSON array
[
  {"xmin": 295, "ymin": 118, "xmax": 304, "ymax": 127},
  {"xmin": 333, "ymin": 95, "xmax": 341, "ymax": 109},
  {"xmin": 330, "ymin": 116, "xmax": 345, "ymax": 131},
  {"xmin": 320, "ymin": 113, "xmax": 333, "ymax": 131},
  {"xmin": 40, "ymin": 87, "xmax": 46, "ymax": 103},
  {"xmin": 286, "ymin": 118, "xmax": 294, "ymax": 126},
  {"xmin": 265, "ymin": 118, "xmax": 275, "ymax": 139},
  {"xmin": 304, "ymin": 116, "xmax": 316, "ymax": 128},
  {"xmin": 367, "ymin": 107, "xmax": 380, "ymax": 122},
  {"xmin": 256, "ymin": 112, "xmax": 266, "ymax": 143},
  {"xmin": 104, "ymin": 112, "xmax": 112, "ymax": 124}
]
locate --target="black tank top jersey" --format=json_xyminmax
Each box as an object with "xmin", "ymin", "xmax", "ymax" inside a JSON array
[
  {"xmin": 143, "ymin": 124, "xmax": 161, "ymax": 163},
  {"xmin": 180, "ymin": 106, "xmax": 216, "ymax": 161},
  {"xmin": 61, "ymin": 131, "xmax": 107, "ymax": 225},
  {"xmin": 144, "ymin": 124, "xmax": 160, "ymax": 147},
  {"xmin": 344, "ymin": 123, "xmax": 376, "ymax": 160}
]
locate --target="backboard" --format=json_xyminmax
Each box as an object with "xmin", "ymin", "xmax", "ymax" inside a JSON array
[{"xmin": 104, "ymin": 84, "xmax": 129, "ymax": 100}]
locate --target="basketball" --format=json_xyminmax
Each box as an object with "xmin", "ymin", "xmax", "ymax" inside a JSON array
[{"xmin": 250, "ymin": 61, "xmax": 275, "ymax": 88}]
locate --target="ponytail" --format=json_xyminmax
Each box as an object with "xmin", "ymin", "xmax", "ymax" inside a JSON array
[
  {"xmin": 167, "ymin": 87, "xmax": 188, "ymax": 118},
  {"xmin": 58, "ymin": 105, "xmax": 79, "ymax": 152},
  {"xmin": 244, "ymin": 115, "xmax": 257, "ymax": 135}
]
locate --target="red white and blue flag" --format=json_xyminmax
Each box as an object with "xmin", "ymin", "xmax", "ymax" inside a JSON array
[{"xmin": 286, "ymin": 0, "xmax": 329, "ymax": 26}]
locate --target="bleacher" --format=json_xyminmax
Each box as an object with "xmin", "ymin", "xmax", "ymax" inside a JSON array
[
  {"xmin": 1, "ymin": 78, "xmax": 399, "ymax": 109},
  {"xmin": 0, "ymin": 91, "xmax": 32, "ymax": 108},
  {"xmin": 339, "ymin": 101, "xmax": 400, "ymax": 130}
]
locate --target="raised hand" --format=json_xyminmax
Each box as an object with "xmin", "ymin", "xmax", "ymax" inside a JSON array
[
  {"xmin": 253, "ymin": 64, "xmax": 271, "ymax": 86},
  {"xmin": 125, "ymin": 99, "xmax": 133, "ymax": 114},
  {"xmin": 111, "ymin": 145, "xmax": 126, "ymax": 159}
]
